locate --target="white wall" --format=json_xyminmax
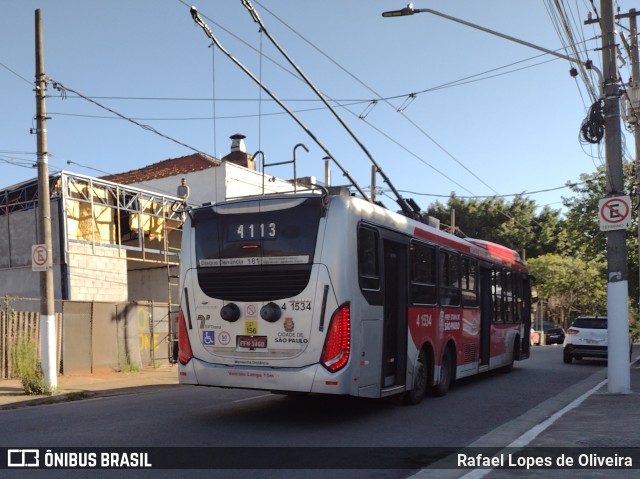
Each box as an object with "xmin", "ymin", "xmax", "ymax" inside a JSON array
[{"xmin": 127, "ymin": 162, "xmax": 306, "ymax": 207}]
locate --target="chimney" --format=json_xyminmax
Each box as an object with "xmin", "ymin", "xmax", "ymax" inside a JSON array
[
  {"xmin": 230, "ymin": 133, "xmax": 246, "ymax": 153},
  {"xmin": 222, "ymin": 133, "xmax": 256, "ymax": 170}
]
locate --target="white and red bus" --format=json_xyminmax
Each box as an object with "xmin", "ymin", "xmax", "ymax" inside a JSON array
[{"xmin": 177, "ymin": 189, "xmax": 532, "ymax": 404}]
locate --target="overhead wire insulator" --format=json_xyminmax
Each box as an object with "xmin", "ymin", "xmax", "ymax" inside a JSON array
[
  {"xmin": 397, "ymin": 93, "xmax": 416, "ymax": 112},
  {"xmin": 358, "ymin": 100, "xmax": 378, "ymax": 119}
]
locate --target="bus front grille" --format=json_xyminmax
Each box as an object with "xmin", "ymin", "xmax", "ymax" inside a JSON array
[{"xmin": 197, "ymin": 266, "xmax": 312, "ymax": 302}]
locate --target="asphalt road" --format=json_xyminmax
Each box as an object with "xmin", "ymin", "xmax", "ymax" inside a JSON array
[{"xmin": 0, "ymin": 345, "xmax": 603, "ymax": 479}]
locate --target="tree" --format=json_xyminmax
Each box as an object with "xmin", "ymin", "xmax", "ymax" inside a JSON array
[
  {"xmin": 528, "ymin": 254, "xmax": 606, "ymax": 327},
  {"xmin": 425, "ymin": 194, "xmax": 564, "ymax": 258}
]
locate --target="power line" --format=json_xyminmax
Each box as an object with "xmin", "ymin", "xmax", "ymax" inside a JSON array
[
  {"xmin": 47, "ymin": 100, "xmax": 367, "ymax": 121},
  {"xmin": 0, "ymin": 61, "xmax": 32, "ymax": 85},
  {"xmin": 397, "ymin": 181, "xmax": 580, "ymax": 199},
  {"xmin": 47, "ymin": 78, "xmax": 213, "ymax": 158}
]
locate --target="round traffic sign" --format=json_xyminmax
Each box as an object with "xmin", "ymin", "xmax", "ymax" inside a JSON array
[
  {"xmin": 32, "ymin": 244, "xmax": 48, "ymax": 267},
  {"xmin": 599, "ymin": 197, "xmax": 630, "ymax": 224}
]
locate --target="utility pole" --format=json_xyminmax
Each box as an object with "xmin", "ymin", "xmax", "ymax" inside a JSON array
[
  {"xmin": 370, "ymin": 165, "xmax": 377, "ymax": 202},
  {"xmin": 625, "ymin": 10, "xmax": 640, "ymax": 363},
  {"xmin": 450, "ymin": 208, "xmax": 456, "ymax": 235},
  {"xmin": 600, "ymin": 0, "xmax": 631, "ymax": 394},
  {"xmin": 35, "ymin": 9, "xmax": 57, "ymax": 391}
]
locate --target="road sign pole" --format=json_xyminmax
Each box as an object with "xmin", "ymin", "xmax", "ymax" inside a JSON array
[{"xmin": 600, "ymin": 0, "xmax": 631, "ymax": 394}]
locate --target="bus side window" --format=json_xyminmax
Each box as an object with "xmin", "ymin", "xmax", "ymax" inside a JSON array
[
  {"xmin": 492, "ymin": 269, "xmax": 504, "ymax": 322},
  {"xmin": 461, "ymin": 257, "xmax": 478, "ymax": 307},
  {"xmin": 439, "ymin": 250, "xmax": 461, "ymax": 306},
  {"xmin": 514, "ymin": 274, "xmax": 524, "ymax": 321},
  {"xmin": 358, "ymin": 227, "xmax": 380, "ymax": 290},
  {"xmin": 410, "ymin": 242, "xmax": 437, "ymax": 305},
  {"xmin": 504, "ymin": 271, "xmax": 514, "ymax": 322}
]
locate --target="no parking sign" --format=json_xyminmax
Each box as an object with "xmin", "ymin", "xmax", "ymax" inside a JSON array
[
  {"xmin": 31, "ymin": 244, "xmax": 50, "ymax": 271},
  {"xmin": 598, "ymin": 195, "xmax": 632, "ymax": 231}
]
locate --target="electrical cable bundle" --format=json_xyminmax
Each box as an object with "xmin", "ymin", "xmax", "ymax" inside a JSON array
[{"xmin": 580, "ymin": 99, "xmax": 604, "ymax": 144}]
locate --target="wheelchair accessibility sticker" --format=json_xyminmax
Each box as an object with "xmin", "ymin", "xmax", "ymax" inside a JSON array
[{"xmin": 202, "ymin": 331, "xmax": 215, "ymax": 345}]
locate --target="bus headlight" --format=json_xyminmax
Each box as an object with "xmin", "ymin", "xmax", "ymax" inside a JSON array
[
  {"xmin": 220, "ymin": 303, "xmax": 241, "ymax": 322},
  {"xmin": 260, "ymin": 302, "xmax": 282, "ymax": 323}
]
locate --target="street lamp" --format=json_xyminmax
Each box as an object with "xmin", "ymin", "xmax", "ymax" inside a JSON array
[
  {"xmin": 381, "ymin": 5, "xmax": 414, "ymax": 18},
  {"xmin": 381, "ymin": 3, "xmax": 603, "ymax": 93}
]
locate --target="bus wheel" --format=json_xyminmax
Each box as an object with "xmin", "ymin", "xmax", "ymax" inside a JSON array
[
  {"xmin": 431, "ymin": 348, "xmax": 453, "ymax": 397},
  {"xmin": 404, "ymin": 350, "xmax": 427, "ymax": 405},
  {"xmin": 502, "ymin": 338, "xmax": 518, "ymax": 373}
]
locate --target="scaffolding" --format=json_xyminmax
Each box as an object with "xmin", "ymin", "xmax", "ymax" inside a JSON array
[{"xmin": 1, "ymin": 171, "xmax": 184, "ymax": 266}]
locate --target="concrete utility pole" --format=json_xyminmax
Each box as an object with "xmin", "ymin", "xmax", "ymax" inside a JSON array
[
  {"xmin": 626, "ymin": 10, "xmax": 640, "ymax": 363},
  {"xmin": 35, "ymin": 9, "xmax": 57, "ymax": 391},
  {"xmin": 600, "ymin": 0, "xmax": 631, "ymax": 394}
]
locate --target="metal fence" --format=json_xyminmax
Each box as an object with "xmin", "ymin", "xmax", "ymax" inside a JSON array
[
  {"xmin": 0, "ymin": 310, "xmax": 62, "ymax": 379},
  {"xmin": 0, "ymin": 300, "xmax": 175, "ymax": 379}
]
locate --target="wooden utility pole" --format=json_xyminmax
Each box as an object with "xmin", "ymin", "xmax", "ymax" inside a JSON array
[
  {"xmin": 600, "ymin": 0, "xmax": 630, "ymax": 394},
  {"xmin": 35, "ymin": 9, "xmax": 57, "ymax": 390}
]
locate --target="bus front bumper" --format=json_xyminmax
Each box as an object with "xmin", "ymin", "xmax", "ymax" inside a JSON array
[{"xmin": 179, "ymin": 358, "xmax": 353, "ymax": 395}]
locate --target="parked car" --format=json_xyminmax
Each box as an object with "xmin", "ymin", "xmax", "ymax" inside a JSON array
[
  {"xmin": 545, "ymin": 327, "xmax": 565, "ymax": 345},
  {"xmin": 563, "ymin": 316, "xmax": 632, "ymax": 363},
  {"xmin": 530, "ymin": 329, "xmax": 540, "ymax": 346},
  {"xmin": 563, "ymin": 317, "xmax": 607, "ymax": 363}
]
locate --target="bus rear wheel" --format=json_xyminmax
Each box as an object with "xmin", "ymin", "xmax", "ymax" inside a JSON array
[
  {"xmin": 404, "ymin": 349, "xmax": 427, "ymax": 405},
  {"xmin": 430, "ymin": 348, "xmax": 453, "ymax": 397},
  {"xmin": 502, "ymin": 338, "xmax": 519, "ymax": 373}
]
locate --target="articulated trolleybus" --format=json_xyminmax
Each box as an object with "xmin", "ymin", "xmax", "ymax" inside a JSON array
[{"xmin": 177, "ymin": 188, "xmax": 532, "ymax": 404}]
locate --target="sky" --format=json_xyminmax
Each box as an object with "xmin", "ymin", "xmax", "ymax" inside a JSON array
[{"xmin": 1, "ymin": 0, "xmax": 638, "ymax": 215}]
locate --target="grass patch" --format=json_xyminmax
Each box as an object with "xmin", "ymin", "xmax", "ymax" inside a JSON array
[
  {"xmin": 117, "ymin": 357, "xmax": 141, "ymax": 373},
  {"xmin": 12, "ymin": 337, "xmax": 51, "ymax": 395}
]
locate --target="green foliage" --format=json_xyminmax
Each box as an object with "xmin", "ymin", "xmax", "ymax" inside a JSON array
[
  {"xmin": 118, "ymin": 359, "xmax": 140, "ymax": 373},
  {"xmin": 12, "ymin": 337, "xmax": 50, "ymax": 395},
  {"xmin": 528, "ymin": 254, "xmax": 606, "ymax": 327},
  {"xmin": 629, "ymin": 304, "xmax": 639, "ymax": 342},
  {"xmin": 425, "ymin": 194, "xmax": 564, "ymax": 258}
]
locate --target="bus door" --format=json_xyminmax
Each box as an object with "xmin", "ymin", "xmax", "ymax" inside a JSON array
[
  {"xmin": 478, "ymin": 266, "xmax": 492, "ymax": 366},
  {"xmin": 520, "ymin": 274, "xmax": 532, "ymax": 359},
  {"xmin": 382, "ymin": 240, "xmax": 408, "ymax": 387}
]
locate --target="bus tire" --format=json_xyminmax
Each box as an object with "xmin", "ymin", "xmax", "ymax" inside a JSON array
[
  {"xmin": 404, "ymin": 349, "xmax": 427, "ymax": 405},
  {"xmin": 431, "ymin": 347, "xmax": 453, "ymax": 397},
  {"xmin": 502, "ymin": 338, "xmax": 519, "ymax": 373}
]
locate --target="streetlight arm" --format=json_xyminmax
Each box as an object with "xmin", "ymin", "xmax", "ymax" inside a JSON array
[{"xmin": 382, "ymin": 5, "xmax": 603, "ymax": 94}]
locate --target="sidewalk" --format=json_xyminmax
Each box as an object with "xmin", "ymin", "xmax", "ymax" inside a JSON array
[
  {"xmin": 413, "ymin": 358, "xmax": 640, "ymax": 479},
  {"xmin": 480, "ymin": 359, "xmax": 640, "ymax": 479},
  {"xmin": 0, "ymin": 364, "xmax": 179, "ymax": 410}
]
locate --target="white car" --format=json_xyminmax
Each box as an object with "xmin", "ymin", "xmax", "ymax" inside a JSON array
[
  {"xmin": 563, "ymin": 316, "xmax": 631, "ymax": 363},
  {"xmin": 563, "ymin": 316, "xmax": 608, "ymax": 363}
]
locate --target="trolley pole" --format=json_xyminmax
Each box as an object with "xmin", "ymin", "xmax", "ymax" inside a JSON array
[
  {"xmin": 35, "ymin": 9, "xmax": 57, "ymax": 391},
  {"xmin": 600, "ymin": 0, "xmax": 630, "ymax": 394}
]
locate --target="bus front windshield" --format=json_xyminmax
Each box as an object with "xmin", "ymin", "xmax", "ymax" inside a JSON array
[{"xmin": 193, "ymin": 196, "xmax": 322, "ymax": 269}]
